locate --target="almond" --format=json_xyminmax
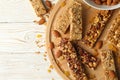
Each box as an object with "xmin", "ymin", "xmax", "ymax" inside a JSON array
[
  {"xmin": 52, "ymin": 30, "xmax": 61, "ymax": 37},
  {"xmin": 49, "ymin": 42, "xmax": 54, "ymax": 49},
  {"xmin": 108, "ymin": 70, "xmax": 116, "ymax": 79},
  {"xmin": 55, "ymin": 50, "xmax": 62, "ymax": 58},
  {"xmin": 95, "ymin": 41, "xmax": 103, "ymax": 49},
  {"xmin": 45, "ymin": 0, "xmax": 52, "ymax": 8},
  {"xmin": 94, "ymin": 0, "xmax": 102, "ymax": 5},
  {"xmin": 39, "ymin": 17, "xmax": 46, "ymax": 25},
  {"xmin": 107, "ymin": 0, "xmax": 112, "ymax": 5}
]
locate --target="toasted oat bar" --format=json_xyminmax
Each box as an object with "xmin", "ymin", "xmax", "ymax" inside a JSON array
[
  {"xmin": 75, "ymin": 45, "xmax": 99, "ymax": 70},
  {"xmin": 106, "ymin": 13, "xmax": 120, "ymax": 48},
  {"xmin": 55, "ymin": 10, "xmax": 70, "ymax": 34},
  {"xmin": 29, "ymin": 0, "xmax": 47, "ymax": 17},
  {"xmin": 59, "ymin": 39, "xmax": 88, "ymax": 80},
  {"xmin": 69, "ymin": 2, "xmax": 82, "ymax": 40},
  {"xmin": 83, "ymin": 10, "xmax": 112, "ymax": 47},
  {"xmin": 100, "ymin": 50, "xmax": 118, "ymax": 80}
]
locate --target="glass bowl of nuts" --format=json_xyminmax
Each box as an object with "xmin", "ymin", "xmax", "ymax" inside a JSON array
[{"xmin": 83, "ymin": 0, "xmax": 120, "ymax": 10}]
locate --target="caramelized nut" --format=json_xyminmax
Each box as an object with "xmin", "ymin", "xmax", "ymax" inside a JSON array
[{"xmin": 52, "ymin": 30, "xmax": 61, "ymax": 37}]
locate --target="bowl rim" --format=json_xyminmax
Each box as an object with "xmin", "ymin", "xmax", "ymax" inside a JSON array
[{"xmin": 83, "ymin": 0, "xmax": 120, "ymax": 10}]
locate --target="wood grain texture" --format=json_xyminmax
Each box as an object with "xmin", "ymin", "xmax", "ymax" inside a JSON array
[{"xmin": 0, "ymin": 0, "xmax": 62, "ymax": 80}]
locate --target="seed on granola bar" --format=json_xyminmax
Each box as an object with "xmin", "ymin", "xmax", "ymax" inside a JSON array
[
  {"xmin": 59, "ymin": 39, "xmax": 88, "ymax": 80},
  {"xmin": 75, "ymin": 44, "xmax": 99, "ymax": 70},
  {"xmin": 100, "ymin": 49, "xmax": 118, "ymax": 80},
  {"xmin": 106, "ymin": 13, "xmax": 120, "ymax": 48},
  {"xmin": 69, "ymin": 1, "xmax": 82, "ymax": 40},
  {"xmin": 29, "ymin": 0, "xmax": 47, "ymax": 17},
  {"xmin": 55, "ymin": 10, "xmax": 70, "ymax": 34},
  {"xmin": 83, "ymin": 10, "xmax": 113, "ymax": 47}
]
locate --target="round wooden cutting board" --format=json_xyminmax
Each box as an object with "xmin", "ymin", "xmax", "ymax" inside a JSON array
[{"xmin": 46, "ymin": 0, "xmax": 120, "ymax": 80}]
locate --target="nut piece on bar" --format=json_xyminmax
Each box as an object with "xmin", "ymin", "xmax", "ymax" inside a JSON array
[
  {"xmin": 75, "ymin": 44, "xmax": 99, "ymax": 70},
  {"xmin": 100, "ymin": 50, "xmax": 118, "ymax": 80},
  {"xmin": 83, "ymin": 10, "xmax": 113, "ymax": 47},
  {"xmin": 59, "ymin": 38, "xmax": 88, "ymax": 80},
  {"xmin": 69, "ymin": 2, "xmax": 82, "ymax": 40},
  {"xmin": 55, "ymin": 10, "xmax": 70, "ymax": 34},
  {"xmin": 29, "ymin": 0, "xmax": 47, "ymax": 17},
  {"xmin": 106, "ymin": 13, "xmax": 120, "ymax": 48}
]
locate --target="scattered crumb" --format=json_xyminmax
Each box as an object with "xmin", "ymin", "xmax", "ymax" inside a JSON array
[
  {"xmin": 48, "ymin": 69, "xmax": 51, "ymax": 73},
  {"xmin": 36, "ymin": 34, "xmax": 42, "ymax": 38},
  {"xmin": 51, "ymin": 78, "xmax": 54, "ymax": 80},
  {"xmin": 43, "ymin": 53, "xmax": 47, "ymax": 57},
  {"xmin": 44, "ymin": 58, "xmax": 47, "ymax": 61},
  {"xmin": 35, "ymin": 51, "xmax": 41, "ymax": 54},
  {"xmin": 49, "ymin": 65, "xmax": 54, "ymax": 69}
]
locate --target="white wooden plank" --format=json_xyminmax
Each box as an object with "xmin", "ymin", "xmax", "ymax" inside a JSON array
[
  {"xmin": 0, "ymin": 0, "xmax": 58, "ymax": 22},
  {"xmin": 0, "ymin": 23, "xmax": 46, "ymax": 52},
  {"xmin": 0, "ymin": 52, "xmax": 62, "ymax": 80},
  {"xmin": 0, "ymin": 0, "xmax": 38, "ymax": 22}
]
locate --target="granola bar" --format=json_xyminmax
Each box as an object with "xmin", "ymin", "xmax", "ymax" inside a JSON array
[
  {"xmin": 59, "ymin": 39, "xmax": 88, "ymax": 80},
  {"xmin": 29, "ymin": 0, "xmax": 47, "ymax": 17},
  {"xmin": 83, "ymin": 10, "xmax": 113, "ymax": 47},
  {"xmin": 75, "ymin": 45, "xmax": 99, "ymax": 70},
  {"xmin": 100, "ymin": 50, "xmax": 118, "ymax": 80},
  {"xmin": 55, "ymin": 10, "xmax": 70, "ymax": 34},
  {"xmin": 69, "ymin": 2, "xmax": 82, "ymax": 40},
  {"xmin": 106, "ymin": 13, "xmax": 120, "ymax": 48}
]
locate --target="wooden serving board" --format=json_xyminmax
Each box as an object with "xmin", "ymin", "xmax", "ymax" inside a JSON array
[{"xmin": 46, "ymin": 0, "xmax": 120, "ymax": 80}]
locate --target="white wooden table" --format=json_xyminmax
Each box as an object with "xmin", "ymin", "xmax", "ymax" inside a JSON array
[{"xmin": 0, "ymin": 0, "xmax": 62, "ymax": 80}]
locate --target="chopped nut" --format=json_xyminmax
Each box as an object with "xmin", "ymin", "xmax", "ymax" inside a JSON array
[
  {"xmin": 76, "ymin": 44, "xmax": 99, "ymax": 69},
  {"xmin": 83, "ymin": 10, "xmax": 112, "ymax": 47},
  {"xmin": 59, "ymin": 39, "xmax": 88, "ymax": 80}
]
